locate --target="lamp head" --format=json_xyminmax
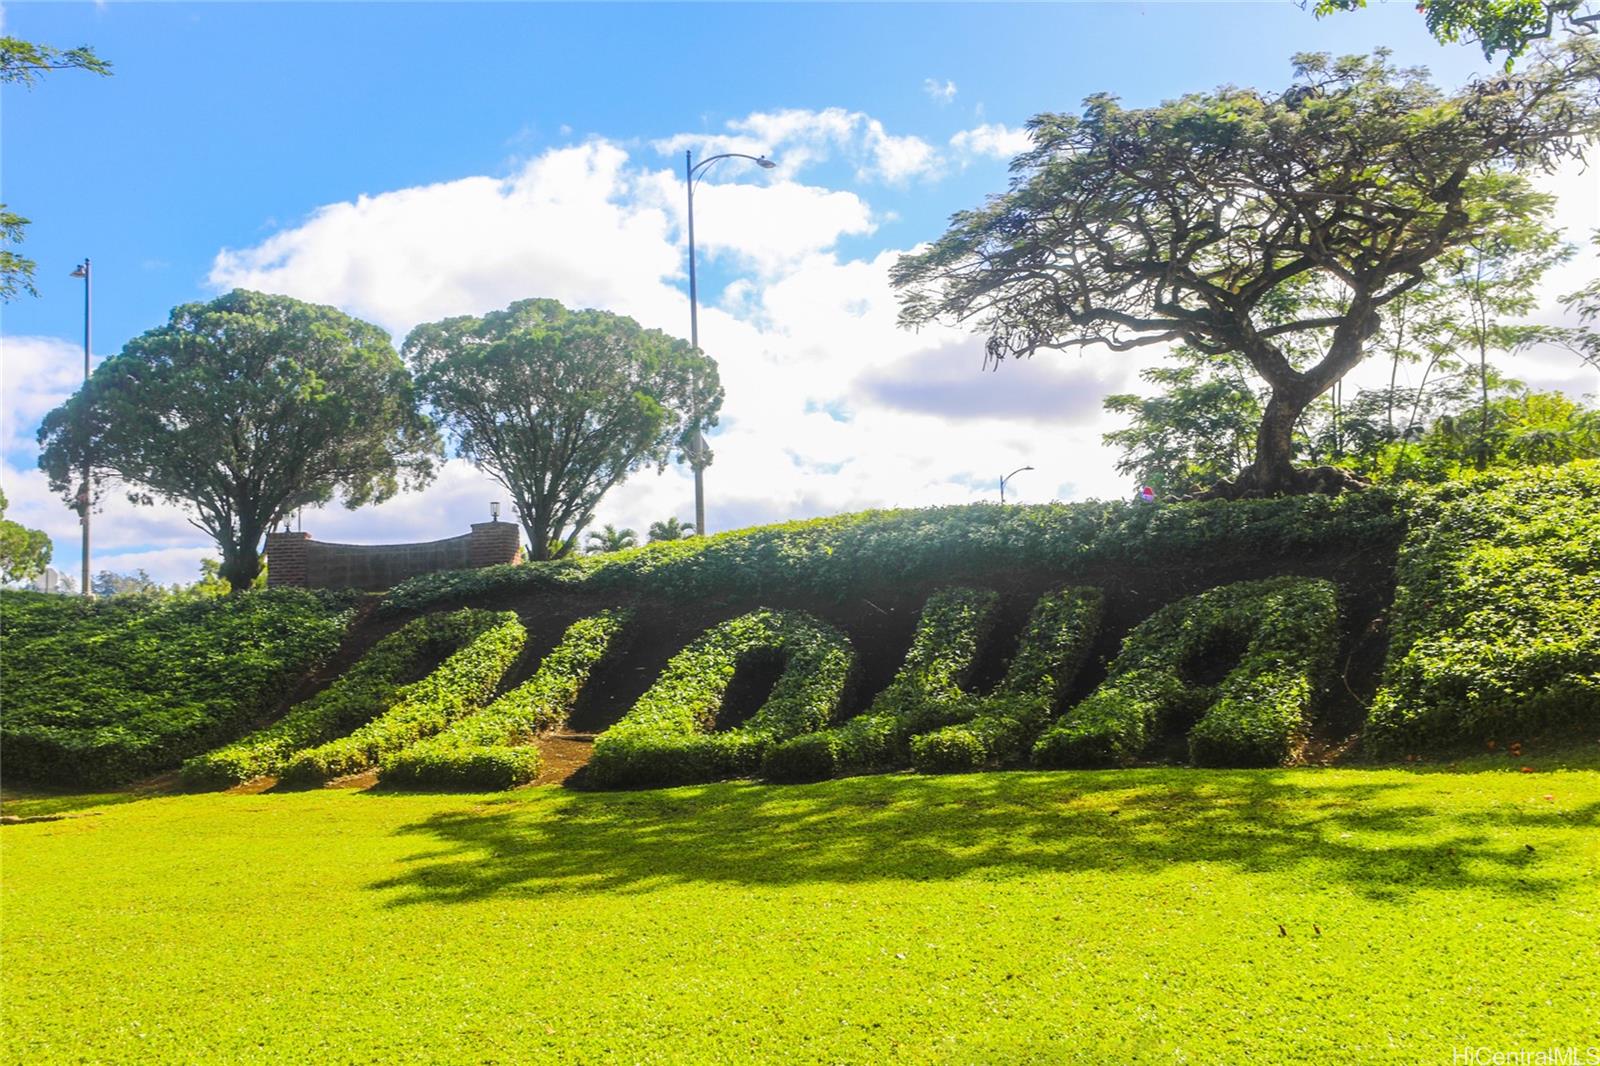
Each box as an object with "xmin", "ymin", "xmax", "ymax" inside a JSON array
[
  {"xmin": 69, "ymin": 264, "xmax": 87, "ymax": 279},
  {"xmin": 756, "ymin": 156, "xmax": 777, "ymax": 169},
  {"xmin": 490, "ymin": 501, "xmax": 501, "ymax": 522}
]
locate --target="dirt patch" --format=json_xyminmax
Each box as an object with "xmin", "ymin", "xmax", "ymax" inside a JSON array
[{"xmin": 534, "ymin": 732, "xmax": 595, "ymax": 786}]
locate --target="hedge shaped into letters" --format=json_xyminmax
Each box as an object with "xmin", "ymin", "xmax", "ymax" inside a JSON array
[
  {"xmin": 1366, "ymin": 463, "xmax": 1600, "ymax": 752},
  {"xmin": 911, "ymin": 586, "xmax": 1104, "ymax": 773},
  {"xmin": 182, "ymin": 608, "xmax": 522, "ymax": 789},
  {"xmin": 762, "ymin": 587, "xmax": 1000, "ymax": 783},
  {"xmin": 1032, "ymin": 577, "xmax": 1339, "ymax": 769},
  {"xmin": 379, "ymin": 609, "xmax": 631, "ymax": 790},
  {"xmin": 586, "ymin": 609, "xmax": 854, "ymax": 789}
]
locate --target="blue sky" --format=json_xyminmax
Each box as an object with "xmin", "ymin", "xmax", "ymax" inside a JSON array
[{"xmin": 4, "ymin": 2, "xmax": 1595, "ymax": 585}]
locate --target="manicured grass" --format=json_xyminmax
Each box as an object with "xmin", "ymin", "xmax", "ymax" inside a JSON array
[{"xmin": 4, "ymin": 766, "xmax": 1598, "ymax": 1063}]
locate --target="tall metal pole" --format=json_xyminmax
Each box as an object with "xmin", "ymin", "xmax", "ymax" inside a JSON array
[
  {"xmin": 685, "ymin": 150, "xmax": 705, "ymax": 537},
  {"xmin": 79, "ymin": 259, "xmax": 93, "ymax": 596}
]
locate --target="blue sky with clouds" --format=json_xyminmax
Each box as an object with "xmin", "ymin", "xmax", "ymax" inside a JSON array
[{"xmin": 4, "ymin": 2, "xmax": 1595, "ymax": 585}]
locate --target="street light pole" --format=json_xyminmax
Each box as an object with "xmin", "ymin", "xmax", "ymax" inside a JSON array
[
  {"xmin": 69, "ymin": 258, "xmax": 92, "ymax": 596},
  {"xmin": 1000, "ymin": 465, "xmax": 1033, "ymax": 504},
  {"xmin": 683, "ymin": 148, "xmax": 775, "ymax": 537}
]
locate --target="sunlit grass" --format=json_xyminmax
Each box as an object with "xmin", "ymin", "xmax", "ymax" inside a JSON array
[{"xmin": 4, "ymin": 764, "xmax": 1598, "ymax": 1063}]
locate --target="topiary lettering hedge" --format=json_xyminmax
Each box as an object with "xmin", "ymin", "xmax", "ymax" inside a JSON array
[
  {"xmin": 761, "ymin": 587, "xmax": 999, "ymax": 783},
  {"xmin": 911, "ymin": 586, "xmax": 1104, "ymax": 774},
  {"xmin": 182, "ymin": 608, "xmax": 520, "ymax": 789},
  {"xmin": 379, "ymin": 610, "xmax": 630, "ymax": 790},
  {"xmin": 1, "ymin": 588, "xmax": 355, "ymax": 787},
  {"xmin": 1032, "ymin": 577, "xmax": 1340, "ymax": 769},
  {"xmin": 586, "ymin": 609, "xmax": 855, "ymax": 789},
  {"xmin": 1366, "ymin": 462, "xmax": 1600, "ymax": 753}
]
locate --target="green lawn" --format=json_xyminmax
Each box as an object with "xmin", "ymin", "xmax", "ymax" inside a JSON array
[{"xmin": 4, "ymin": 766, "xmax": 1598, "ymax": 1063}]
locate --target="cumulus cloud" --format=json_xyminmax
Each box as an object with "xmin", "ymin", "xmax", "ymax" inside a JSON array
[
  {"xmin": 923, "ymin": 78, "xmax": 958, "ymax": 105},
  {"xmin": 949, "ymin": 122, "xmax": 1033, "ymax": 163},
  {"xmin": 654, "ymin": 107, "xmax": 943, "ymax": 185}
]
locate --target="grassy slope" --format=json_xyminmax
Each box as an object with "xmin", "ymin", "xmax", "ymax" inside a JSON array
[{"xmin": 5, "ymin": 768, "xmax": 1598, "ymax": 1063}]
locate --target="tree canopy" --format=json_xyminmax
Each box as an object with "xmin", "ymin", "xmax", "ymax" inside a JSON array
[
  {"xmin": 0, "ymin": 486, "xmax": 52, "ymax": 583},
  {"xmin": 893, "ymin": 42, "xmax": 1600, "ymax": 496},
  {"xmin": 648, "ymin": 516, "xmax": 695, "ymax": 542},
  {"xmin": 37, "ymin": 290, "xmax": 439, "ymax": 589},
  {"xmin": 1311, "ymin": 0, "xmax": 1598, "ymax": 67},
  {"xmin": 406, "ymin": 299, "xmax": 720, "ymax": 560}
]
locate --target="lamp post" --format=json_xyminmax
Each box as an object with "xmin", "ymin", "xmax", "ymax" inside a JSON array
[
  {"xmin": 684, "ymin": 148, "xmax": 775, "ymax": 537},
  {"xmin": 1000, "ymin": 465, "xmax": 1033, "ymax": 504},
  {"xmin": 68, "ymin": 259, "xmax": 92, "ymax": 596}
]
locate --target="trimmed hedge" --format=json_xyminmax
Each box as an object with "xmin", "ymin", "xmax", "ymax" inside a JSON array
[
  {"xmin": 278, "ymin": 611, "xmax": 525, "ymax": 785},
  {"xmin": 1366, "ymin": 462, "xmax": 1600, "ymax": 752},
  {"xmin": 762, "ymin": 587, "xmax": 999, "ymax": 783},
  {"xmin": 587, "ymin": 609, "xmax": 854, "ymax": 789},
  {"xmin": 911, "ymin": 586, "xmax": 1104, "ymax": 773},
  {"xmin": 1, "ymin": 589, "xmax": 354, "ymax": 787},
  {"xmin": 1032, "ymin": 577, "xmax": 1340, "ymax": 769},
  {"xmin": 380, "ymin": 492, "xmax": 1402, "ymax": 614},
  {"xmin": 182, "ymin": 609, "xmax": 520, "ymax": 789},
  {"xmin": 379, "ymin": 610, "xmax": 631, "ymax": 790}
]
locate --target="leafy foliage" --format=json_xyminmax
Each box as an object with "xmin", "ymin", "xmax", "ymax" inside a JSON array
[
  {"xmin": 893, "ymin": 44, "xmax": 1600, "ymax": 493},
  {"xmin": 36, "ymin": 290, "xmax": 440, "ymax": 589},
  {"xmin": 181, "ymin": 608, "xmax": 515, "ymax": 789},
  {"xmin": 762, "ymin": 588, "xmax": 999, "ymax": 782},
  {"xmin": 406, "ymin": 299, "xmax": 721, "ymax": 560},
  {"xmin": 380, "ymin": 610, "xmax": 631, "ymax": 791},
  {"xmin": 0, "ymin": 485, "xmax": 52, "ymax": 582},
  {"xmin": 588, "ymin": 609, "xmax": 855, "ymax": 789},
  {"xmin": 1033, "ymin": 577, "xmax": 1341, "ymax": 768},
  {"xmin": 647, "ymin": 517, "xmax": 695, "ymax": 542},
  {"xmin": 1367, "ymin": 462, "xmax": 1600, "ymax": 750},
  {"xmin": 585, "ymin": 524, "xmax": 638, "ymax": 554},
  {"xmin": 276, "ymin": 610, "xmax": 525, "ymax": 786},
  {"xmin": 911, "ymin": 586, "xmax": 1105, "ymax": 773},
  {"xmin": 1312, "ymin": 0, "xmax": 1598, "ymax": 66},
  {"xmin": 1, "ymin": 588, "xmax": 353, "ymax": 786}
]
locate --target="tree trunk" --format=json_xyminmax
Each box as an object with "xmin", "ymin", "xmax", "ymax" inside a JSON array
[
  {"xmin": 220, "ymin": 543, "xmax": 263, "ymax": 594},
  {"xmin": 1199, "ymin": 384, "xmax": 1366, "ymax": 499}
]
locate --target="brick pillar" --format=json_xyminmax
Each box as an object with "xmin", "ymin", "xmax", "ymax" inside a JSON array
[
  {"xmin": 467, "ymin": 521, "xmax": 522, "ymax": 568},
  {"xmin": 265, "ymin": 531, "xmax": 313, "ymax": 587}
]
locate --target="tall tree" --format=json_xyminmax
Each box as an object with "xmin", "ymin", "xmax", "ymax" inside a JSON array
[
  {"xmin": 406, "ymin": 299, "xmax": 721, "ymax": 560},
  {"xmin": 0, "ymin": 486, "xmax": 52, "ymax": 583},
  {"xmin": 0, "ymin": 35, "xmax": 111, "ymax": 301},
  {"xmin": 37, "ymin": 290, "xmax": 439, "ymax": 590},
  {"xmin": 893, "ymin": 43, "xmax": 1600, "ymax": 497},
  {"xmin": 585, "ymin": 524, "xmax": 639, "ymax": 554},
  {"xmin": 1311, "ymin": 0, "xmax": 1597, "ymax": 67}
]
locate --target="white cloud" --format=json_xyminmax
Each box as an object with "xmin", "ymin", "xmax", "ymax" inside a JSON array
[
  {"xmin": 949, "ymin": 123, "xmax": 1033, "ymax": 163},
  {"xmin": 654, "ymin": 107, "xmax": 943, "ymax": 186},
  {"xmin": 923, "ymin": 78, "xmax": 958, "ymax": 105}
]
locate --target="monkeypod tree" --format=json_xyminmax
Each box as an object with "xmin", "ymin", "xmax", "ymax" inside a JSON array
[
  {"xmin": 405, "ymin": 299, "xmax": 721, "ymax": 560},
  {"xmin": 893, "ymin": 43, "xmax": 1600, "ymax": 497},
  {"xmin": 37, "ymin": 290, "xmax": 439, "ymax": 590}
]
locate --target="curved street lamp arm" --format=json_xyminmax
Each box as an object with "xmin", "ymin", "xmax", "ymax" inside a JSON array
[{"xmin": 690, "ymin": 152, "xmax": 774, "ymax": 190}]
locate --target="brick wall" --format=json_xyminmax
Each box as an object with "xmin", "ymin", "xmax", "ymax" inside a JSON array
[{"xmin": 266, "ymin": 521, "xmax": 522, "ymax": 591}]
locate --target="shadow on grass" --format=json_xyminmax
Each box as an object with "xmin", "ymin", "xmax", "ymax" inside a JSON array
[{"xmin": 370, "ymin": 769, "xmax": 1594, "ymax": 906}]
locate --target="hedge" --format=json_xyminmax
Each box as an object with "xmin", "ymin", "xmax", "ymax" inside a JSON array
[
  {"xmin": 911, "ymin": 586, "xmax": 1104, "ymax": 773},
  {"xmin": 1032, "ymin": 577, "xmax": 1340, "ymax": 769},
  {"xmin": 587, "ymin": 609, "xmax": 854, "ymax": 789},
  {"xmin": 1366, "ymin": 462, "xmax": 1600, "ymax": 752},
  {"xmin": 762, "ymin": 587, "xmax": 999, "ymax": 783},
  {"xmin": 182, "ymin": 609, "xmax": 519, "ymax": 789},
  {"xmin": 379, "ymin": 492, "xmax": 1402, "ymax": 614},
  {"xmin": 277, "ymin": 611, "xmax": 525, "ymax": 785},
  {"xmin": 1, "ymin": 588, "xmax": 354, "ymax": 787},
  {"xmin": 379, "ymin": 609, "xmax": 631, "ymax": 790}
]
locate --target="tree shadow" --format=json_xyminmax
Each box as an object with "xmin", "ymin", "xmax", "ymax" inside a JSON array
[{"xmin": 369, "ymin": 770, "xmax": 1592, "ymax": 906}]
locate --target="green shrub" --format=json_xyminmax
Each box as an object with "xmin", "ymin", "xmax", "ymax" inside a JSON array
[
  {"xmin": 278, "ymin": 611, "xmax": 524, "ymax": 785},
  {"xmin": 182, "ymin": 609, "xmax": 518, "ymax": 789},
  {"xmin": 379, "ymin": 610, "xmax": 631, "ymax": 790},
  {"xmin": 1032, "ymin": 577, "xmax": 1340, "ymax": 769},
  {"xmin": 380, "ymin": 493, "xmax": 1402, "ymax": 615},
  {"xmin": 587, "ymin": 609, "xmax": 854, "ymax": 789},
  {"xmin": 911, "ymin": 586, "xmax": 1104, "ymax": 773},
  {"xmin": 1, "ymin": 588, "xmax": 354, "ymax": 787},
  {"xmin": 1367, "ymin": 462, "xmax": 1600, "ymax": 752},
  {"xmin": 762, "ymin": 588, "xmax": 999, "ymax": 783}
]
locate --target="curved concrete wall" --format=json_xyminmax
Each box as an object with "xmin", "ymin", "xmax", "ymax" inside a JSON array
[{"xmin": 266, "ymin": 522, "xmax": 522, "ymax": 591}]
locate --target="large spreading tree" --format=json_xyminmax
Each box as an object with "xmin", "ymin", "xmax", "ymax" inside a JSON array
[
  {"xmin": 405, "ymin": 299, "xmax": 721, "ymax": 560},
  {"xmin": 892, "ymin": 42, "xmax": 1600, "ymax": 496},
  {"xmin": 37, "ymin": 290, "xmax": 440, "ymax": 590}
]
